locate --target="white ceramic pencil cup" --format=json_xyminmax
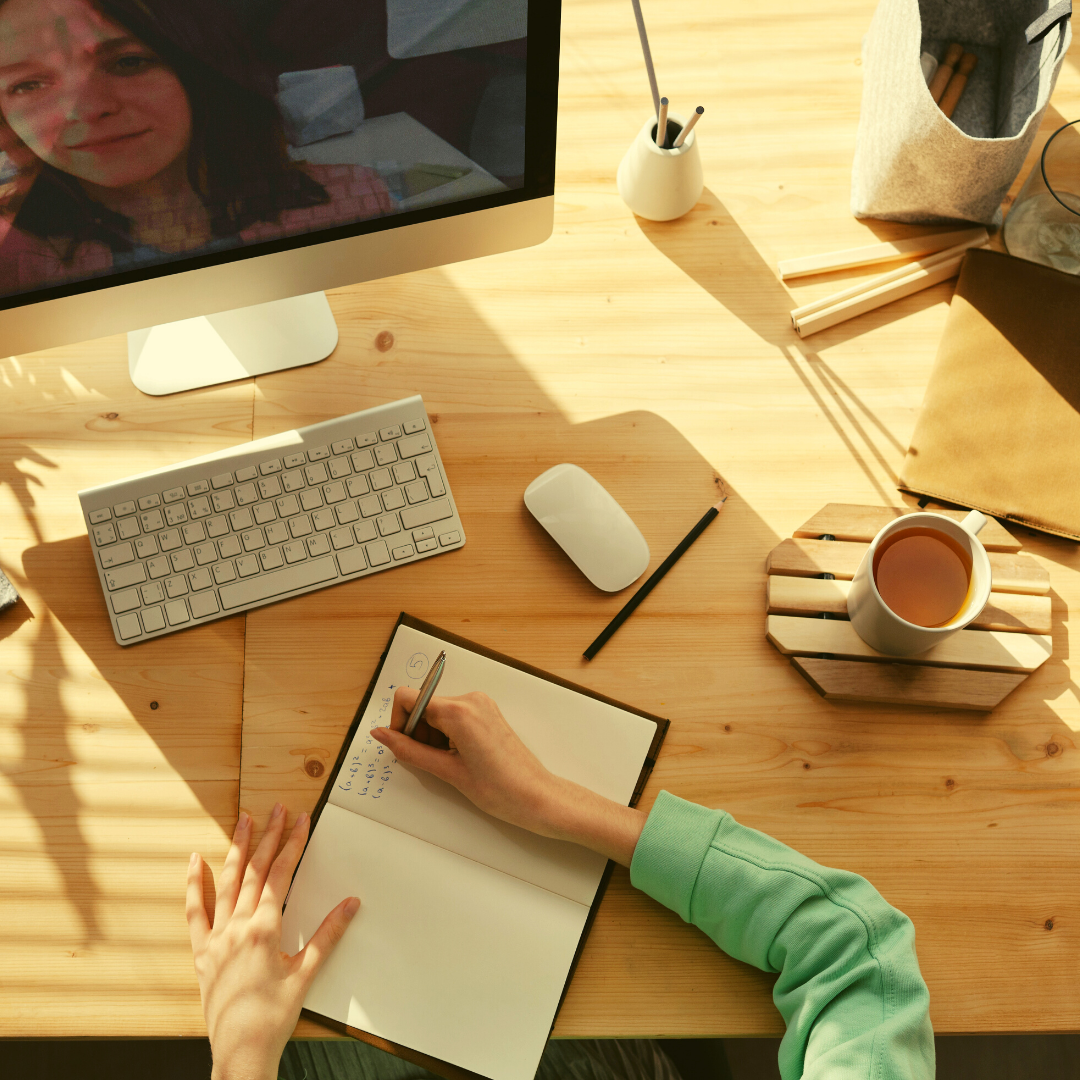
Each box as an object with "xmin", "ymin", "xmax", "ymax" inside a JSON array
[{"xmin": 617, "ymin": 113, "xmax": 704, "ymax": 221}]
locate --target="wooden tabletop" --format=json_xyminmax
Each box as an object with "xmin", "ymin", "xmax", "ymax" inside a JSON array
[{"xmin": 2, "ymin": 0, "xmax": 1079, "ymax": 1042}]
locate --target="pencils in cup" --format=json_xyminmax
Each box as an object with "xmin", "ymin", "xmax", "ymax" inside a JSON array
[
  {"xmin": 656, "ymin": 96, "xmax": 669, "ymax": 147},
  {"xmin": 673, "ymin": 106, "xmax": 704, "ymax": 148},
  {"xmin": 583, "ymin": 491, "xmax": 729, "ymax": 660}
]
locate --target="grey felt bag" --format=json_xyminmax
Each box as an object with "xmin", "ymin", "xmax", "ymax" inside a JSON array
[{"xmin": 851, "ymin": 0, "xmax": 1073, "ymax": 225}]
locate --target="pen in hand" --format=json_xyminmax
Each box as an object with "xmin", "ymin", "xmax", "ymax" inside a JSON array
[{"xmin": 403, "ymin": 650, "xmax": 447, "ymax": 737}]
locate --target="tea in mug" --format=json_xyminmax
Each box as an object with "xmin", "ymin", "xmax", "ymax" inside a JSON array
[{"xmin": 871, "ymin": 527, "xmax": 972, "ymax": 627}]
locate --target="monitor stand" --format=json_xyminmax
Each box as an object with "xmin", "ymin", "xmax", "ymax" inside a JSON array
[{"xmin": 128, "ymin": 291, "xmax": 339, "ymax": 396}]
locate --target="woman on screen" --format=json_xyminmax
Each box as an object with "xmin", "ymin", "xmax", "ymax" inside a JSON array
[{"xmin": 0, "ymin": 0, "xmax": 393, "ymax": 295}]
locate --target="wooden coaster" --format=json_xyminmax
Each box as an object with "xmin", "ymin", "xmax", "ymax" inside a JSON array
[{"xmin": 765, "ymin": 504, "xmax": 1052, "ymax": 711}]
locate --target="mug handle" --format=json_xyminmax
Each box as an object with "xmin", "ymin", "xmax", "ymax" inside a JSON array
[{"xmin": 961, "ymin": 509, "xmax": 987, "ymax": 535}]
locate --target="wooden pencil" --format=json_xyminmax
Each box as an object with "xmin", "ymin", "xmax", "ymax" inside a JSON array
[
  {"xmin": 657, "ymin": 96, "xmax": 669, "ymax": 147},
  {"xmin": 630, "ymin": 0, "xmax": 661, "ymax": 117},
  {"xmin": 673, "ymin": 106, "xmax": 704, "ymax": 148}
]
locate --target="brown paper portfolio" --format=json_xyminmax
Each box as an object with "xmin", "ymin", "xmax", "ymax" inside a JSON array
[{"xmin": 899, "ymin": 248, "xmax": 1080, "ymax": 541}]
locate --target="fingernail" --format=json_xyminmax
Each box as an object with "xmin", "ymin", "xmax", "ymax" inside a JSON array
[
  {"xmin": 271, "ymin": 802, "xmax": 283, "ymax": 819},
  {"xmin": 189, "ymin": 852, "xmax": 198, "ymax": 868},
  {"xmin": 345, "ymin": 897, "xmax": 360, "ymax": 917},
  {"xmin": 297, "ymin": 811, "xmax": 309, "ymax": 828},
  {"xmin": 238, "ymin": 812, "xmax": 251, "ymax": 830}
]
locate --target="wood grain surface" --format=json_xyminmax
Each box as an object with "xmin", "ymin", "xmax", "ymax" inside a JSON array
[{"xmin": 1, "ymin": 0, "xmax": 1079, "ymax": 1046}]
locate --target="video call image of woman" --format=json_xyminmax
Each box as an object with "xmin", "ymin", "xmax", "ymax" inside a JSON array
[{"xmin": 0, "ymin": 0, "xmax": 397, "ymax": 296}]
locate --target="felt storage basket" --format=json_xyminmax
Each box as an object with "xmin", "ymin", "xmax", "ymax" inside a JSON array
[{"xmin": 851, "ymin": 0, "xmax": 1072, "ymax": 225}]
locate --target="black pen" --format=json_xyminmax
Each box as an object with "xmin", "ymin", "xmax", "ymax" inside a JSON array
[{"xmin": 404, "ymin": 650, "xmax": 446, "ymax": 736}]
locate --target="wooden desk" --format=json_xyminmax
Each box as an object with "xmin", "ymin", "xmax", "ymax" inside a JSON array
[{"xmin": 2, "ymin": 0, "xmax": 1078, "ymax": 1043}]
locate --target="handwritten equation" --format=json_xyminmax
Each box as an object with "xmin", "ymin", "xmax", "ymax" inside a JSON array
[{"xmin": 336, "ymin": 687, "xmax": 398, "ymax": 799}]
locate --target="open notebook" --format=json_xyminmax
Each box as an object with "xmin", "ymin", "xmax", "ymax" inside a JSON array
[{"xmin": 280, "ymin": 615, "xmax": 667, "ymax": 1080}]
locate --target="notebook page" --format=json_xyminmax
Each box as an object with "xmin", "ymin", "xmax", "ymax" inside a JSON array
[
  {"xmin": 327, "ymin": 623, "xmax": 658, "ymax": 905},
  {"xmin": 282, "ymin": 802, "xmax": 588, "ymax": 1080}
]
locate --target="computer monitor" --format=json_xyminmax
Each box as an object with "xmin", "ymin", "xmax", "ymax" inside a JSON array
[{"xmin": 0, "ymin": 0, "xmax": 559, "ymax": 394}]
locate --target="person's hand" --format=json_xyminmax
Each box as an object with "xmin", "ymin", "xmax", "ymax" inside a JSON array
[
  {"xmin": 372, "ymin": 688, "xmax": 645, "ymax": 866},
  {"xmin": 186, "ymin": 806, "xmax": 360, "ymax": 1080}
]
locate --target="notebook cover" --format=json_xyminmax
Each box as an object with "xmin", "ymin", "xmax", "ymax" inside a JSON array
[
  {"xmin": 898, "ymin": 248, "xmax": 1080, "ymax": 541},
  {"xmin": 291, "ymin": 612, "xmax": 670, "ymax": 1080}
]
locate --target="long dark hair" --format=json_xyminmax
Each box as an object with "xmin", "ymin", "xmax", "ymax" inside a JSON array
[{"xmin": 10, "ymin": 0, "xmax": 329, "ymax": 255}]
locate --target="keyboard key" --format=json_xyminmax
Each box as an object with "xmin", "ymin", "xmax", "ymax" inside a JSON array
[
  {"xmin": 111, "ymin": 587, "xmax": 142, "ymax": 614},
  {"xmin": 253, "ymin": 503, "xmax": 277, "ymax": 525},
  {"xmin": 235, "ymin": 483, "xmax": 258, "ymax": 506},
  {"xmin": 397, "ymin": 433, "xmax": 433, "ymax": 459},
  {"xmin": 379, "ymin": 425, "xmax": 402, "ymax": 441},
  {"xmin": 92, "ymin": 522, "xmax": 118, "ymax": 546},
  {"xmin": 189, "ymin": 591, "xmax": 221, "ymax": 619},
  {"xmin": 140, "ymin": 508, "xmax": 165, "ymax": 532},
  {"xmin": 265, "ymin": 522, "xmax": 289, "ymax": 546},
  {"xmin": 299, "ymin": 489, "xmax": 323, "ymax": 511},
  {"xmin": 374, "ymin": 444, "xmax": 396, "ymax": 466},
  {"xmin": 393, "ymin": 461, "xmax": 416, "ymax": 484},
  {"xmin": 212, "ymin": 490, "xmax": 236, "ymax": 513},
  {"xmin": 282, "ymin": 469, "xmax": 305, "ymax": 493},
  {"xmin": 401, "ymin": 499, "xmax": 452, "ymax": 530},
  {"xmin": 413, "ymin": 527, "xmax": 434, "ymax": 541},
  {"xmin": 323, "ymin": 481, "xmax": 346, "ymax": 504},
  {"xmin": 332, "ymin": 439, "xmax": 355, "ymax": 455},
  {"xmin": 230, "ymin": 508, "xmax": 254, "ymax": 531},
  {"xmin": 187, "ymin": 481, "xmax": 209, "ymax": 496},
  {"xmin": 235, "ymin": 466, "xmax": 258, "ymax": 483},
  {"xmin": 105, "ymin": 562, "xmax": 147, "ymax": 591},
  {"xmin": 165, "ymin": 599, "xmax": 190, "ymax": 626},
  {"xmin": 328, "ymin": 457, "xmax": 352, "ymax": 480},
  {"xmin": 377, "ymin": 515, "xmax": 400, "ymax": 537},
  {"xmin": 276, "ymin": 494, "xmax": 300, "ymax": 518},
  {"xmin": 312, "ymin": 509, "xmax": 335, "ymax": 532},
  {"xmin": 381, "ymin": 488, "xmax": 405, "ymax": 512},
  {"xmin": 358, "ymin": 495, "xmax": 381, "ymax": 518},
  {"xmin": 211, "ymin": 472, "xmax": 234, "ymax": 489},
  {"xmin": 213, "ymin": 562, "xmax": 237, "ymax": 585},
  {"xmin": 392, "ymin": 543, "xmax": 415, "ymax": 561},
  {"xmin": 189, "ymin": 496, "xmax": 212, "ymax": 519},
  {"xmin": 416, "ymin": 537, "xmax": 438, "ymax": 553},
  {"xmin": 337, "ymin": 546, "xmax": 368, "ymax": 574},
  {"xmin": 258, "ymin": 476, "xmax": 282, "ymax": 500},
  {"xmin": 98, "ymin": 542, "xmax": 134, "ymax": 569},
  {"xmin": 346, "ymin": 475, "xmax": 369, "ymax": 498},
  {"xmin": 135, "ymin": 535, "xmax": 159, "ymax": 559},
  {"xmin": 219, "ymin": 534, "xmax": 242, "ymax": 559},
  {"xmin": 147, "ymin": 557, "xmax": 171, "ymax": 580},
  {"xmin": 403, "ymin": 417, "xmax": 426, "ymax": 434},
  {"xmin": 89, "ymin": 507, "xmax": 112, "ymax": 524},
  {"xmin": 159, "ymin": 528, "xmax": 182, "ymax": 551},
  {"xmin": 163, "ymin": 487, "xmax": 185, "ymax": 503},
  {"xmin": 330, "ymin": 527, "xmax": 354, "ymax": 550},
  {"xmin": 194, "ymin": 543, "xmax": 217, "ymax": 566},
  {"xmin": 206, "ymin": 515, "xmax": 229, "ymax": 538},
  {"xmin": 165, "ymin": 575, "xmax": 189, "ymax": 599},
  {"xmin": 353, "ymin": 520, "xmax": 378, "ymax": 543},
  {"xmin": 116, "ymin": 611, "xmax": 143, "ymax": 640},
  {"xmin": 260, "ymin": 547, "xmax": 284, "ymax": 571},
  {"xmin": 289, "ymin": 515, "xmax": 313, "ymax": 538},
  {"xmin": 188, "ymin": 567, "xmax": 213, "ymax": 591},
  {"xmin": 141, "ymin": 581, "xmax": 164, "ymax": 605},
  {"xmin": 305, "ymin": 463, "xmax": 329, "ymax": 485},
  {"xmin": 283, "ymin": 453, "xmax": 306, "ymax": 469},
  {"xmin": 113, "ymin": 500, "xmax": 137, "ymax": 517},
  {"xmin": 306, "ymin": 533, "xmax": 331, "ymax": 558},
  {"xmin": 369, "ymin": 469, "xmax": 392, "ymax": 491},
  {"xmin": 165, "ymin": 504, "xmax": 188, "ymax": 526},
  {"xmin": 366, "ymin": 540, "xmax": 391, "ymax": 566},
  {"xmin": 405, "ymin": 481, "xmax": 429, "ymax": 505},
  {"xmin": 171, "ymin": 548, "xmax": 195, "ymax": 573},
  {"xmin": 260, "ymin": 458, "xmax": 282, "ymax": 475},
  {"xmin": 117, "ymin": 516, "xmax": 141, "ymax": 540},
  {"xmin": 356, "ymin": 431, "xmax": 378, "ymax": 448},
  {"xmin": 237, "ymin": 555, "xmax": 260, "ymax": 577},
  {"xmin": 138, "ymin": 494, "xmax": 161, "ymax": 510},
  {"xmin": 219, "ymin": 556, "xmax": 338, "ymax": 610},
  {"xmin": 351, "ymin": 449, "xmax": 374, "ymax": 472},
  {"xmin": 439, "ymin": 530, "xmax": 462, "ymax": 546},
  {"xmin": 336, "ymin": 501, "xmax": 359, "ymax": 525},
  {"xmin": 182, "ymin": 522, "xmax": 206, "ymax": 545},
  {"xmin": 283, "ymin": 542, "xmax": 307, "ymax": 564},
  {"xmin": 241, "ymin": 529, "xmax": 265, "ymax": 552},
  {"xmin": 307, "ymin": 445, "xmax": 330, "ymax": 462},
  {"xmin": 141, "ymin": 606, "xmax": 166, "ymax": 633}
]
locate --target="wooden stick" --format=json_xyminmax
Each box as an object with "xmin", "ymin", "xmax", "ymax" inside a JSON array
[
  {"xmin": 778, "ymin": 226, "xmax": 986, "ymax": 280},
  {"xmin": 940, "ymin": 53, "xmax": 977, "ymax": 118},
  {"xmin": 656, "ymin": 96, "xmax": 669, "ymax": 147},
  {"xmin": 630, "ymin": 0, "xmax": 661, "ymax": 117},
  {"xmin": 789, "ymin": 234, "xmax": 987, "ymax": 321},
  {"xmin": 672, "ymin": 106, "xmax": 703, "ymax": 148},
  {"xmin": 929, "ymin": 42, "xmax": 963, "ymax": 102}
]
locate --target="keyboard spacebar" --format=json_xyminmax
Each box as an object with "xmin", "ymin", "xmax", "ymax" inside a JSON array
[{"xmin": 219, "ymin": 557, "xmax": 339, "ymax": 610}]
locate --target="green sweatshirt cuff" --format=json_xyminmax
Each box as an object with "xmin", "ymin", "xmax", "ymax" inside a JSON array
[{"xmin": 629, "ymin": 789, "xmax": 727, "ymax": 922}]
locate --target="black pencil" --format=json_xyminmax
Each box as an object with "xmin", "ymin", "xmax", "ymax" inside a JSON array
[{"xmin": 583, "ymin": 492, "xmax": 729, "ymax": 660}]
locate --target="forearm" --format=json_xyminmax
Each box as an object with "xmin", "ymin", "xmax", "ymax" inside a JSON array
[{"xmin": 537, "ymin": 775, "xmax": 646, "ymax": 867}]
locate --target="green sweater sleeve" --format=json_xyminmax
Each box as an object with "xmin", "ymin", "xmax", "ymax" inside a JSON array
[{"xmin": 629, "ymin": 790, "xmax": 934, "ymax": 1080}]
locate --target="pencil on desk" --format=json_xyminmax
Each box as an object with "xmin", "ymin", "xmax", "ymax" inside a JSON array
[
  {"xmin": 673, "ymin": 106, "xmax": 704, "ymax": 148},
  {"xmin": 583, "ymin": 491, "xmax": 728, "ymax": 660}
]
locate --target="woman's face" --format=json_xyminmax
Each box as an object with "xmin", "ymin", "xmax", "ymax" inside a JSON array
[{"xmin": 0, "ymin": 0, "xmax": 191, "ymax": 189}]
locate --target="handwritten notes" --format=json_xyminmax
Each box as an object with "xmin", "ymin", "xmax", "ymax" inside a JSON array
[{"xmin": 335, "ymin": 688, "xmax": 398, "ymax": 800}]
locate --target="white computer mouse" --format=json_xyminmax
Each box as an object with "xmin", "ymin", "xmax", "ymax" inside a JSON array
[{"xmin": 523, "ymin": 463, "xmax": 650, "ymax": 592}]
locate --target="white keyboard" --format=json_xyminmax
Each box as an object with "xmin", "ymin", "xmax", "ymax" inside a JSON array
[{"xmin": 79, "ymin": 396, "xmax": 464, "ymax": 646}]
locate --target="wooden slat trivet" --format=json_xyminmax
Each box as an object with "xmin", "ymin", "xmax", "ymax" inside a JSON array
[{"xmin": 765, "ymin": 504, "xmax": 1054, "ymax": 711}]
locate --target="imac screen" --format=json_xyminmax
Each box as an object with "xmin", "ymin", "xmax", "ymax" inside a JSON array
[{"xmin": 0, "ymin": 0, "xmax": 543, "ymax": 303}]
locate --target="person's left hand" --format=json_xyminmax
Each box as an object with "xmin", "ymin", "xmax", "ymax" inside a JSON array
[{"xmin": 186, "ymin": 805, "xmax": 360, "ymax": 1080}]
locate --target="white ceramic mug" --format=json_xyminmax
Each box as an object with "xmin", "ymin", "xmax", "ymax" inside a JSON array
[
  {"xmin": 616, "ymin": 113, "xmax": 704, "ymax": 221},
  {"xmin": 846, "ymin": 510, "xmax": 991, "ymax": 657}
]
